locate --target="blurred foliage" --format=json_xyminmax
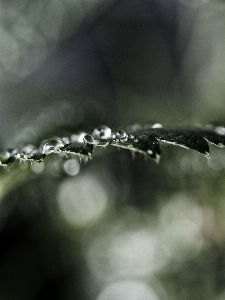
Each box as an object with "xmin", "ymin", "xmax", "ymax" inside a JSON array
[{"xmin": 1, "ymin": 0, "xmax": 225, "ymax": 300}]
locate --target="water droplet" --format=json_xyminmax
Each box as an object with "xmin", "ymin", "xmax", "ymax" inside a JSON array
[
  {"xmin": 116, "ymin": 130, "xmax": 127, "ymax": 141},
  {"xmin": 127, "ymin": 134, "xmax": 134, "ymax": 140},
  {"xmin": 83, "ymin": 134, "xmax": 95, "ymax": 145},
  {"xmin": 92, "ymin": 125, "xmax": 111, "ymax": 140},
  {"xmin": 20, "ymin": 145, "xmax": 37, "ymax": 160},
  {"xmin": 21, "ymin": 145, "xmax": 36, "ymax": 154},
  {"xmin": 0, "ymin": 149, "xmax": 17, "ymax": 165},
  {"xmin": 42, "ymin": 138, "xmax": 64, "ymax": 155},
  {"xmin": 152, "ymin": 123, "xmax": 163, "ymax": 129},
  {"xmin": 70, "ymin": 132, "xmax": 87, "ymax": 143},
  {"xmin": 6, "ymin": 149, "xmax": 17, "ymax": 158},
  {"xmin": 61, "ymin": 137, "xmax": 70, "ymax": 145}
]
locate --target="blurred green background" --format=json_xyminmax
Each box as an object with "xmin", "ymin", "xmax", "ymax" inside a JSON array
[{"xmin": 1, "ymin": 0, "xmax": 225, "ymax": 299}]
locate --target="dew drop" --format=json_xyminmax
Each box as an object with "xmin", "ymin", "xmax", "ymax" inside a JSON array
[
  {"xmin": 70, "ymin": 132, "xmax": 87, "ymax": 143},
  {"xmin": 152, "ymin": 123, "xmax": 163, "ymax": 129},
  {"xmin": 0, "ymin": 149, "xmax": 17, "ymax": 165},
  {"xmin": 92, "ymin": 125, "xmax": 111, "ymax": 140},
  {"xmin": 83, "ymin": 134, "xmax": 95, "ymax": 145},
  {"xmin": 116, "ymin": 130, "xmax": 127, "ymax": 141},
  {"xmin": 7, "ymin": 151, "xmax": 16, "ymax": 164},
  {"xmin": 21, "ymin": 145, "xmax": 36, "ymax": 154},
  {"xmin": 61, "ymin": 137, "xmax": 70, "ymax": 145},
  {"xmin": 21, "ymin": 145, "xmax": 37, "ymax": 160},
  {"xmin": 127, "ymin": 134, "xmax": 134, "ymax": 140},
  {"xmin": 42, "ymin": 138, "xmax": 64, "ymax": 155},
  {"xmin": 6, "ymin": 149, "xmax": 18, "ymax": 159}
]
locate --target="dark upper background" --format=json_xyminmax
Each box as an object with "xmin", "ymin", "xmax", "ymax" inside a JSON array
[
  {"xmin": 0, "ymin": 1, "xmax": 225, "ymax": 300},
  {"xmin": 0, "ymin": 0, "xmax": 223, "ymax": 147}
]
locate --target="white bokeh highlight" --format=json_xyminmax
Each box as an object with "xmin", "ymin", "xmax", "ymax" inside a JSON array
[
  {"xmin": 159, "ymin": 193, "xmax": 204, "ymax": 262},
  {"xmin": 85, "ymin": 210, "xmax": 168, "ymax": 282},
  {"xmin": 96, "ymin": 280, "xmax": 161, "ymax": 300},
  {"xmin": 57, "ymin": 174, "xmax": 109, "ymax": 227},
  {"xmin": 63, "ymin": 158, "xmax": 80, "ymax": 176}
]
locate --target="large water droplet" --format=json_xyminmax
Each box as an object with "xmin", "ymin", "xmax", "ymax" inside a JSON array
[
  {"xmin": 61, "ymin": 137, "xmax": 70, "ymax": 145},
  {"xmin": 0, "ymin": 149, "xmax": 17, "ymax": 165},
  {"xmin": 92, "ymin": 125, "xmax": 111, "ymax": 140},
  {"xmin": 116, "ymin": 130, "xmax": 127, "ymax": 141},
  {"xmin": 83, "ymin": 134, "xmax": 95, "ymax": 145},
  {"xmin": 21, "ymin": 145, "xmax": 36, "ymax": 154},
  {"xmin": 42, "ymin": 138, "xmax": 64, "ymax": 155},
  {"xmin": 152, "ymin": 123, "xmax": 163, "ymax": 129},
  {"xmin": 21, "ymin": 145, "xmax": 37, "ymax": 160},
  {"xmin": 70, "ymin": 132, "xmax": 87, "ymax": 143}
]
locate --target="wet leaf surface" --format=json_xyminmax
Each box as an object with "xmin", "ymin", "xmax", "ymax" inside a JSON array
[{"xmin": 1, "ymin": 124, "xmax": 225, "ymax": 167}]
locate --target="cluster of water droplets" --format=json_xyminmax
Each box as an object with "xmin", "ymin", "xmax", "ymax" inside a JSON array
[
  {"xmin": 0, "ymin": 149, "xmax": 18, "ymax": 167},
  {"xmin": 92, "ymin": 125, "xmax": 112, "ymax": 140},
  {"xmin": 1, "ymin": 123, "xmax": 225, "ymax": 169},
  {"xmin": 0, "ymin": 123, "xmax": 164, "ymax": 167}
]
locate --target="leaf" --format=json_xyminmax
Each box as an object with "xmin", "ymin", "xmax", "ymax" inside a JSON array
[
  {"xmin": 140, "ymin": 129, "xmax": 210, "ymax": 157},
  {"xmin": 1, "ymin": 124, "xmax": 225, "ymax": 167}
]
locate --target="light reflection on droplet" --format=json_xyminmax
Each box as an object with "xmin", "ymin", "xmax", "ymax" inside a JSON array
[
  {"xmin": 96, "ymin": 280, "xmax": 161, "ymax": 300},
  {"xmin": 70, "ymin": 132, "xmax": 87, "ymax": 143},
  {"xmin": 127, "ymin": 134, "xmax": 134, "ymax": 140},
  {"xmin": 63, "ymin": 159, "xmax": 80, "ymax": 176},
  {"xmin": 31, "ymin": 162, "xmax": 44, "ymax": 173},
  {"xmin": 42, "ymin": 138, "xmax": 64, "ymax": 155},
  {"xmin": 152, "ymin": 123, "xmax": 163, "ymax": 129},
  {"xmin": 83, "ymin": 134, "xmax": 95, "ymax": 145},
  {"xmin": 92, "ymin": 125, "xmax": 112, "ymax": 140},
  {"xmin": 57, "ymin": 175, "xmax": 109, "ymax": 228},
  {"xmin": 116, "ymin": 130, "xmax": 127, "ymax": 141}
]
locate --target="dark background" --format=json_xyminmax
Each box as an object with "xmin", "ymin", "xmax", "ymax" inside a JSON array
[{"xmin": 0, "ymin": 1, "xmax": 225, "ymax": 299}]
